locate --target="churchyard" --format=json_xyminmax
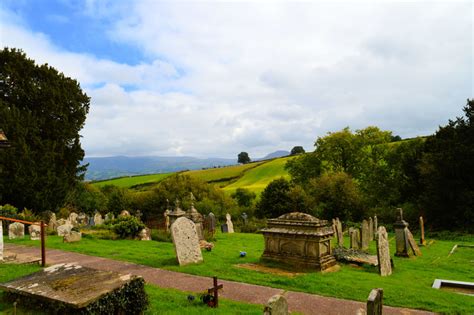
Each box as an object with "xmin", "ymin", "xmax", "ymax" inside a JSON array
[{"xmin": 2, "ymin": 221, "xmax": 473, "ymax": 314}]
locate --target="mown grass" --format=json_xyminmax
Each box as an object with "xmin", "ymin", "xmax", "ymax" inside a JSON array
[
  {"xmin": 183, "ymin": 162, "xmax": 264, "ymax": 187},
  {"xmin": 92, "ymin": 173, "xmax": 172, "ymax": 188},
  {"xmin": 0, "ymin": 264, "xmax": 263, "ymax": 314},
  {"xmin": 223, "ymin": 157, "xmax": 293, "ymax": 195},
  {"xmin": 6, "ymin": 232, "xmax": 474, "ymax": 313}
]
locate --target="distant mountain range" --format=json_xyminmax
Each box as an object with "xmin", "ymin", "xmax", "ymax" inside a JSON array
[{"xmin": 84, "ymin": 150, "xmax": 290, "ymax": 181}]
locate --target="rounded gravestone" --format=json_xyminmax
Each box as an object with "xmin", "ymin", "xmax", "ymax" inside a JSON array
[{"xmin": 171, "ymin": 217, "xmax": 203, "ymax": 266}]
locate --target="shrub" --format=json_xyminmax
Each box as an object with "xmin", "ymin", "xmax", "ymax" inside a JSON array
[
  {"xmin": 111, "ymin": 216, "xmax": 145, "ymax": 239},
  {"xmin": 151, "ymin": 229, "xmax": 172, "ymax": 242}
]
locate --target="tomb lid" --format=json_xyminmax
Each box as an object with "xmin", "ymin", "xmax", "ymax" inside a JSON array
[
  {"xmin": 277, "ymin": 212, "xmax": 320, "ymax": 222},
  {"xmin": 263, "ymin": 212, "xmax": 333, "ymax": 235}
]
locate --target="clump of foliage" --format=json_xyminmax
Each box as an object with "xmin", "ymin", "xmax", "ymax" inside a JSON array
[
  {"xmin": 237, "ymin": 152, "xmax": 251, "ymax": 164},
  {"xmin": 290, "ymin": 146, "xmax": 305, "ymax": 155},
  {"xmin": 111, "ymin": 216, "xmax": 146, "ymax": 239}
]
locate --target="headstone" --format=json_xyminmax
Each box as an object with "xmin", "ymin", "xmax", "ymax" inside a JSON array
[
  {"xmin": 94, "ymin": 213, "xmax": 104, "ymax": 226},
  {"xmin": 206, "ymin": 212, "xmax": 216, "ymax": 234},
  {"xmin": 57, "ymin": 223, "xmax": 73, "ymax": 237},
  {"xmin": 9, "ymin": 222, "xmax": 25, "ymax": 239},
  {"xmin": 368, "ymin": 217, "xmax": 374, "ymax": 241},
  {"xmin": 349, "ymin": 227, "xmax": 360, "ymax": 249},
  {"xmin": 57, "ymin": 218, "xmax": 67, "ymax": 227},
  {"xmin": 376, "ymin": 226, "xmax": 392, "ymax": 276},
  {"xmin": 0, "ymin": 220, "xmax": 3, "ymax": 261},
  {"xmin": 226, "ymin": 213, "xmax": 234, "ymax": 233},
  {"xmin": 263, "ymin": 294, "xmax": 289, "ymax": 315},
  {"xmin": 68, "ymin": 212, "xmax": 79, "ymax": 226},
  {"xmin": 77, "ymin": 213, "xmax": 87, "ymax": 226},
  {"xmin": 419, "ymin": 216, "xmax": 426, "ymax": 246},
  {"xmin": 171, "ymin": 217, "xmax": 203, "ymax": 266},
  {"xmin": 138, "ymin": 227, "xmax": 151, "ymax": 241},
  {"xmin": 29, "ymin": 224, "xmax": 41, "ymax": 241},
  {"xmin": 119, "ymin": 210, "xmax": 130, "ymax": 217},
  {"xmin": 186, "ymin": 202, "xmax": 204, "ymax": 240},
  {"xmin": 394, "ymin": 208, "xmax": 410, "ymax": 257},
  {"xmin": 367, "ymin": 288, "xmax": 383, "ymax": 315},
  {"xmin": 220, "ymin": 224, "xmax": 228, "ymax": 233},
  {"xmin": 88, "ymin": 216, "xmax": 95, "ymax": 226},
  {"xmin": 406, "ymin": 228, "xmax": 422, "ymax": 256},
  {"xmin": 336, "ymin": 218, "xmax": 344, "ymax": 247},
  {"xmin": 164, "ymin": 209, "xmax": 171, "ymax": 232},
  {"xmin": 48, "ymin": 213, "xmax": 58, "ymax": 231},
  {"xmin": 374, "ymin": 215, "xmax": 378, "ymax": 240},
  {"xmin": 361, "ymin": 220, "xmax": 369, "ymax": 251},
  {"xmin": 241, "ymin": 212, "xmax": 248, "ymax": 225},
  {"xmin": 64, "ymin": 231, "xmax": 82, "ymax": 243}
]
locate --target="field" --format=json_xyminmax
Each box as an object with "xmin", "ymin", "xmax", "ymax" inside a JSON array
[
  {"xmin": 5, "ymin": 232, "xmax": 474, "ymax": 314},
  {"xmin": 91, "ymin": 156, "xmax": 292, "ymax": 195},
  {"xmin": 0, "ymin": 264, "xmax": 263, "ymax": 314}
]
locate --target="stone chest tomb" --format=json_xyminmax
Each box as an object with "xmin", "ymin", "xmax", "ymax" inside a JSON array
[{"xmin": 260, "ymin": 212, "xmax": 336, "ymax": 271}]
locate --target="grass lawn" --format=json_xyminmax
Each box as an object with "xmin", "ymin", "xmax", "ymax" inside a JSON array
[
  {"xmin": 5, "ymin": 232, "xmax": 474, "ymax": 314},
  {"xmin": 92, "ymin": 173, "xmax": 172, "ymax": 188},
  {"xmin": 0, "ymin": 264, "xmax": 263, "ymax": 314}
]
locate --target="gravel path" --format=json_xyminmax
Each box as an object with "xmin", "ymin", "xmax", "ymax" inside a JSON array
[{"xmin": 4, "ymin": 244, "xmax": 434, "ymax": 315}]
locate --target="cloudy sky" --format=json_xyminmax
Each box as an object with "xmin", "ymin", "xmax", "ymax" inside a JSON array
[{"xmin": 1, "ymin": 0, "xmax": 472, "ymax": 158}]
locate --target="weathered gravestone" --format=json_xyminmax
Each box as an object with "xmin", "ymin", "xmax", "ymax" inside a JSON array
[
  {"xmin": 164, "ymin": 209, "xmax": 171, "ymax": 232},
  {"xmin": 68, "ymin": 212, "xmax": 79, "ymax": 226},
  {"xmin": 206, "ymin": 212, "xmax": 216, "ymax": 235},
  {"xmin": 64, "ymin": 231, "xmax": 82, "ymax": 243},
  {"xmin": 0, "ymin": 220, "xmax": 3, "ymax": 261},
  {"xmin": 406, "ymin": 228, "xmax": 422, "ymax": 256},
  {"xmin": 138, "ymin": 227, "xmax": 151, "ymax": 241},
  {"xmin": 226, "ymin": 213, "xmax": 234, "ymax": 233},
  {"xmin": 374, "ymin": 215, "xmax": 378, "ymax": 240},
  {"xmin": 119, "ymin": 210, "xmax": 130, "ymax": 217},
  {"xmin": 419, "ymin": 216, "xmax": 426, "ymax": 246},
  {"xmin": 335, "ymin": 218, "xmax": 344, "ymax": 247},
  {"xmin": 48, "ymin": 213, "xmax": 58, "ymax": 231},
  {"xmin": 94, "ymin": 212, "xmax": 104, "ymax": 226},
  {"xmin": 368, "ymin": 217, "xmax": 374, "ymax": 241},
  {"xmin": 376, "ymin": 226, "xmax": 392, "ymax": 276},
  {"xmin": 28, "ymin": 224, "xmax": 41, "ymax": 241},
  {"xmin": 367, "ymin": 288, "xmax": 383, "ymax": 315},
  {"xmin": 88, "ymin": 216, "xmax": 95, "ymax": 226},
  {"xmin": 349, "ymin": 227, "xmax": 360, "ymax": 249},
  {"xmin": 57, "ymin": 223, "xmax": 73, "ymax": 237},
  {"xmin": 77, "ymin": 213, "xmax": 87, "ymax": 226},
  {"xmin": 394, "ymin": 208, "xmax": 410, "ymax": 257},
  {"xmin": 9, "ymin": 222, "xmax": 25, "ymax": 239},
  {"xmin": 263, "ymin": 294, "xmax": 288, "ymax": 315},
  {"xmin": 171, "ymin": 217, "xmax": 203, "ymax": 266},
  {"xmin": 221, "ymin": 224, "xmax": 228, "ymax": 233},
  {"xmin": 186, "ymin": 202, "xmax": 204, "ymax": 240},
  {"xmin": 361, "ymin": 220, "xmax": 370, "ymax": 251}
]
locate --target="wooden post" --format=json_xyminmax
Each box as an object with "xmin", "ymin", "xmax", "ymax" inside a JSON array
[
  {"xmin": 40, "ymin": 220, "xmax": 46, "ymax": 267},
  {"xmin": 207, "ymin": 276, "xmax": 223, "ymax": 308}
]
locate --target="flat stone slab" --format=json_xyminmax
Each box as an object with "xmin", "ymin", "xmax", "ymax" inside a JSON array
[
  {"xmin": 333, "ymin": 248, "xmax": 378, "ymax": 266},
  {"xmin": 1, "ymin": 250, "xmax": 41, "ymax": 265},
  {"xmin": 0, "ymin": 263, "xmax": 139, "ymax": 309}
]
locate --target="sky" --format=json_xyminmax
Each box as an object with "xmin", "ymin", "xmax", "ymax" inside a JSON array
[{"xmin": 0, "ymin": 0, "xmax": 472, "ymax": 158}]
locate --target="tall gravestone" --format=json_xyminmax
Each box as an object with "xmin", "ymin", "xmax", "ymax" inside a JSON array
[
  {"xmin": 374, "ymin": 215, "xmax": 378, "ymax": 240},
  {"xmin": 368, "ymin": 217, "xmax": 374, "ymax": 241},
  {"xmin": 263, "ymin": 294, "xmax": 288, "ymax": 315},
  {"xmin": 9, "ymin": 222, "xmax": 25, "ymax": 239},
  {"xmin": 419, "ymin": 216, "xmax": 426, "ymax": 246},
  {"xmin": 0, "ymin": 220, "xmax": 3, "ymax": 261},
  {"xmin": 226, "ymin": 213, "xmax": 234, "ymax": 233},
  {"xmin": 171, "ymin": 217, "xmax": 203, "ymax": 266},
  {"xmin": 361, "ymin": 220, "xmax": 369, "ymax": 251},
  {"xmin": 376, "ymin": 226, "xmax": 392, "ymax": 276},
  {"xmin": 186, "ymin": 202, "xmax": 204, "ymax": 240},
  {"xmin": 349, "ymin": 227, "xmax": 360, "ymax": 249},
  {"xmin": 394, "ymin": 208, "xmax": 410, "ymax": 257},
  {"xmin": 164, "ymin": 209, "xmax": 171, "ymax": 232},
  {"xmin": 367, "ymin": 288, "xmax": 383, "ymax": 315},
  {"xmin": 48, "ymin": 213, "xmax": 58, "ymax": 231},
  {"xmin": 94, "ymin": 213, "xmax": 104, "ymax": 226},
  {"xmin": 406, "ymin": 229, "xmax": 422, "ymax": 256},
  {"xmin": 206, "ymin": 212, "xmax": 216, "ymax": 235},
  {"xmin": 68, "ymin": 212, "xmax": 79, "ymax": 226},
  {"xmin": 336, "ymin": 218, "xmax": 344, "ymax": 247}
]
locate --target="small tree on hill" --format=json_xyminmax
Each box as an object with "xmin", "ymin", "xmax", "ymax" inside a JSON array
[
  {"xmin": 238, "ymin": 152, "xmax": 251, "ymax": 164},
  {"xmin": 290, "ymin": 146, "xmax": 305, "ymax": 155}
]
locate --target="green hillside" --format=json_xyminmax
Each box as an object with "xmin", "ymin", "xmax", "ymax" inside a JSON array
[
  {"xmin": 222, "ymin": 157, "xmax": 293, "ymax": 195},
  {"xmin": 183, "ymin": 162, "xmax": 264, "ymax": 186},
  {"xmin": 92, "ymin": 173, "xmax": 172, "ymax": 188}
]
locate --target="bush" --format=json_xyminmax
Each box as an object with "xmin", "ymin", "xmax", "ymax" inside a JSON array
[
  {"xmin": 0, "ymin": 204, "xmax": 18, "ymax": 218},
  {"xmin": 111, "ymin": 216, "xmax": 145, "ymax": 239},
  {"xmin": 237, "ymin": 218, "xmax": 267, "ymax": 233}
]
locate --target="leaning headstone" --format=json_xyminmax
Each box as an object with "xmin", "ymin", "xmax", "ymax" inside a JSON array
[
  {"xmin": 29, "ymin": 224, "xmax": 41, "ymax": 241},
  {"xmin": 368, "ymin": 217, "xmax": 374, "ymax": 241},
  {"xmin": 263, "ymin": 294, "xmax": 288, "ymax": 315},
  {"xmin": 419, "ymin": 216, "xmax": 426, "ymax": 246},
  {"xmin": 171, "ymin": 217, "xmax": 203, "ymax": 266},
  {"xmin": 138, "ymin": 227, "xmax": 151, "ymax": 241},
  {"xmin": 94, "ymin": 213, "xmax": 104, "ymax": 226},
  {"xmin": 57, "ymin": 223, "xmax": 73, "ymax": 237},
  {"xmin": 367, "ymin": 288, "xmax": 383, "ymax": 315},
  {"xmin": 406, "ymin": 228, "xmax": 422, "ymax": 256},
  {"xmin": 374, "ymin": 215, "xmax": 378, "ymax": 240},
  {"xmin": 349, "ymin": 227, "xmax": 360, "ymax": 249},
  {"xmin": 361, "ymin": 220, "xmax": 369, "ymax": 251},
  {"xmin": 68, "ymin": 212, "xmax": 79, "ymax": 226},
  {"xmin": 0, "ymin": 220, "xmax": 3, "ymax": 261},
  {"xmin": 9, "ymin": 222, "xmax": 25, "ymax": 239},
  {"xmin": 394, "ymin": 208, "xmax": 410, "ymax": 257},
  {"xmin": 336, "ymin": 218, "xmax": 344, "ymax": 247},
  {"xmin": 226, "ymin": 213, "xmax": 234, "ymax": 233},
  {"xmin": 376, "ymin": 226, "xmax": 392, "ymax": 276},
  {"xmin": 64, "ymin": 231, "xmax": 82, "ymax": 243},
  {"xmin": 48, "ymin": 213, "xmax": 58, "ymax": 231}
]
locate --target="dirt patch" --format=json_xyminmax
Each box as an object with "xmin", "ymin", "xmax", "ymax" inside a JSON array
[{"xmin": 235, "ymin": 263, "xmax": 304, "ymax": 277}]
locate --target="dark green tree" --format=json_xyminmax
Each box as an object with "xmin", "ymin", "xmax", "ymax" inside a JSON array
[
  {"xmin": 255, "ymin": 178, "xmax": 293, "ymax": 218},
  {"xmin": 419, "ymin": 99, "xmax": 474, "ymax": 231},
  {"xmin": 231, "ymin": 188, "xmax": 256, "ymax": 207},
  {"xmin": 285, "ymin": 152, "xmax": 322, "ymax": 185},
  {"xmin": 0, "ymin": 48, "xmax": 90, "ymax": 212},
  {"xmin": 290, "ymin": 146, "xmax": 305, "ymax": 155},
  {"xmin": 237, "ymin": 152, "xmax": 251, "ymax": 164}
]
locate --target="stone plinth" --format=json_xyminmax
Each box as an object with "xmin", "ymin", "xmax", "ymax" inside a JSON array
[
  {"xmin": 260, "ymin": 212, "xmax": 336, "ymax": 271},
  {"xmin": 0, "ymin": 263, "xmax": 147, "ymax": 314}
]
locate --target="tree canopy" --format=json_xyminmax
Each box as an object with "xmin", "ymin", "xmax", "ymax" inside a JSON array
[
  {"xmin": 238, "ymin": 152, "xmax": 251, "ymax": 164},
  {"xmin": 0, "ymin": 48, "xmax": 90, "ymax": 212},
  {"xmin": 290, "ymin": 146, "xmax": 305, "ymax": 155}
]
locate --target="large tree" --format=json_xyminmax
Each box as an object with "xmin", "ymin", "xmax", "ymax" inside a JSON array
[
  {"xmin": 0, "ymin": 48, "xmax": 90, "ymax": 212},
  {"xmin": 238, "ymin": 151, "xmax": 251, "ymax": 164}
]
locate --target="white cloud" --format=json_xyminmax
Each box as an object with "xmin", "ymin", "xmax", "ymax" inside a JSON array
[{"xmin": 1, "ymin": 1, "xmax": 472, "ymax": 158}]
